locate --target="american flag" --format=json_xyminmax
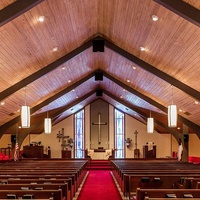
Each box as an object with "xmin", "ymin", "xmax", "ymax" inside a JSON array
[{"xmin": 14, "ymin": 141, "xmax": 19, "ymax": 161}]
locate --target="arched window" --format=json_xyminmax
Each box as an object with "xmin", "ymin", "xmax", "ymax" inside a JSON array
[
  {"xmin": 74, "ymin": 109, "xmax": 85, "ymax": 158},
  {"xmin": 114, "ymin": 109, "xmax": 125, "ymax": 158}
]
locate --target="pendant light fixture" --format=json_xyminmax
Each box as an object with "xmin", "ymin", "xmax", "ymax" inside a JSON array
[
  {"xmin": 147, "ymin": 108, "xmax": 154, "ymax": 133},
  {"xmin": 168, "ymin": 85, "xmax": 177, "ymax": 127},
  {"xmin": 44, "ymin": 106, "xmax": 51, "ymax": 134},
  {"xmin": 21, "ymin": 87, "xmax": 30, "ymax": 128}
]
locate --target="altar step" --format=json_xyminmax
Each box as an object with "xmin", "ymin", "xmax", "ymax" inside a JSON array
[{"xmin": 86, "ymin": 160, "xmax": 112, "ymax": 170}]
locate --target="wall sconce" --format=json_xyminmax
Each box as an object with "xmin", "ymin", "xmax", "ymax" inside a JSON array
[
  {"xmin": 168, "ymin": 86, "xmax": 177, "ymax": 127},
  {"xmin": 21, "ymin": 87, "xmax": 30, "ymax": 128},
  {"xmin": 125, "ymin": 138, "xmax": 132, "ymax": 148}
]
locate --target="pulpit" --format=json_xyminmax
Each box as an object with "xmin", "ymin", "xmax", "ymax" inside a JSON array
[
  {"xmin": 143, "ymin": 145, "xmax": 156, "ymax": 158},
  {"xmin": 23, "ymin": 145, "xmax": 44, "ymax": 158}
]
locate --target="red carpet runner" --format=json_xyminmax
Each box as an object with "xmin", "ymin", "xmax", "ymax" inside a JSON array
[{"xmin": 77, "ymin": 170, "xmax": 122, "ymax": 200}]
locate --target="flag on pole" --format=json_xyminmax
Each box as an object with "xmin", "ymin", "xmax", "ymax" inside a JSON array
[{"xmin": 14, "ymin": 141, "xmax": 19, "ymax": 161}]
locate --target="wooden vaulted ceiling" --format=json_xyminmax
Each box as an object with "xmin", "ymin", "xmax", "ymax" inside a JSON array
[{"xmin": 0, "ymin": 0, "xmax": 200, "ymax": 141}]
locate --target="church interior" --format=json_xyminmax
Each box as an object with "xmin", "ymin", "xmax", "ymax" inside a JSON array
[{"xmin": 0, "ymin": 0, "xmax": 200, "ymax": 199}]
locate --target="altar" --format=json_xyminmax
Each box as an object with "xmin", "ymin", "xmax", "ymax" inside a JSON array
[{"xmin": 88, "ymin": 149, "xmax": 111, "ymax": 160}]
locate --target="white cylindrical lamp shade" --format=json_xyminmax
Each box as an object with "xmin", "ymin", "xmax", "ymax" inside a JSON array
[
  {"xmin": 168, "ymin": 104, "xmax": 177, "ymax": 127},
  {"xmin": 147, "ymin": 117, "xmax": 154, "ymax": 133},
  {"xmin": 44, "ymin": 118, "xmax": 52, "ymax": 134},
  {"xmin": 21, "ymin": 106, "xmax": 30, "ymax": 128}
]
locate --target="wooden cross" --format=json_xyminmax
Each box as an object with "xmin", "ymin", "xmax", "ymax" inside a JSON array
[{"xmin": 92, "ymin": 113, "xmax": 107, "ymax": 144}]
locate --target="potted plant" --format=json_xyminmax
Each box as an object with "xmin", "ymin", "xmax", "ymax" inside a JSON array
[{"xmin": 125, "ymin": 138, "xmax": 132, "ymax": 147}]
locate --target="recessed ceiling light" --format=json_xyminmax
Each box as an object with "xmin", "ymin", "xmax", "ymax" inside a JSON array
[
  {"xmin": 127, "ymin": 79, "xmax": 130, "ymax": 83},
  {"xmin": 0, "ymin": 101, "xmax": 5, "ymax": 106},
  {"xmin": 68, "ymin": 80, "xmax": 71, "ymax": 83},
  {"xmin": 177, "ymin": 127, "xmax": 180, "ymax": 130},
  {"xmin": 37, "ymin": 16, "xmax": 45, "ymax": 22},
  {"xmin": 76, "ymin": 96, "xmax": 78, "ymax": 99},
  {"xmin": 194, "ymin": 100, "xmax": 199, "ymax": 105},
  {"xmin": 61, "ymin": 66, "xmax": 65, "ymax": 70},
  {"xmin": 132, "ymin": 66, "xmax": 136, "ymax": 70},
  {"xmin": 120, "ymin": 96, "xmax": 123, "ymax": 99},
  {"xmin": 152, "ymin": 15, "xmax": 158, "ymax": 21},
  {"xmin": 140, "ymin": 46, "xmax": 146, "ymax": 51},
  {"xmin": 52, "ymin": 47, "xmax": 58, "ymax": 52},
  {"xmin": 179, "ymin": 109, "xmax": 183, "ymax": 112}
]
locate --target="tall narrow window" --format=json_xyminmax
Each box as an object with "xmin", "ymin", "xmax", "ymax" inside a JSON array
[
  {"xmin": 114, "ymin": 109, "xmax": 125, "ymax": 158},
  {"xmin": 74, "ymin": 109, "xmax": 85, "ymax": 158}
]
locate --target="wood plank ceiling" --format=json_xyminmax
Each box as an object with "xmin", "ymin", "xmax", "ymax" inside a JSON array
[{"xmin": 0, "ymin": 0, "xmax": 200, "ymax": 141}]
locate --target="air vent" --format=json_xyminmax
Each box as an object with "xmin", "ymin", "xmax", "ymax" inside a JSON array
[{"xmin": 184, "ymin": 111, "xmax": 191, "ymax": 116}]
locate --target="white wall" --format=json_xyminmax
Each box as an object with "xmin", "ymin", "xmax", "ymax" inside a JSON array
[
  {"xmin": 125, "ymin": 115, "xmax": 172, "ymax": 158},
  {"xmin": 189, "ymin": 134, "xmax": 200, "ymax": 157},
  {"xmin": 22, "ymin": 115, "xmax": 74, "ymax": 158},
  {"xmin": 3, "ymin": 104, "xmax": 199, "ymax": 159}
]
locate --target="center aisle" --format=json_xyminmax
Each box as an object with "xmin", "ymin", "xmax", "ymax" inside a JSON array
[{"xmin": 77, "ymin": 170, "xmax": 122, "ymax": 200}]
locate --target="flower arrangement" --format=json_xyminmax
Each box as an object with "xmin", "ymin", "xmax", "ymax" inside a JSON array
[
  {"xmin": 68, "ymin": 137, "xmax": 74, "ymax": 147},
  {"xmin": 125, "ymin": 138, "xmax": 132, "ymax": 147},
  {"xmin": 125, "ymin": 138, "xmax": 132, "ymax": 143}
]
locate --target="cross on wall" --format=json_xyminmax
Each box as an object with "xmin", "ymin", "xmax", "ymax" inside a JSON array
[{"xmin": 92, "ymin": 113, "xmax": 107, "ymax": 144}]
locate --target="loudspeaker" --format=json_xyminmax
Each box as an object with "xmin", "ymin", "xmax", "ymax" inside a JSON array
[
  {"xmin": 93, "ymin": 39, "xmax": 104, "ymax": 52},
  {"xmin": 11, "ymin": 135, "xmax": 16, "ymax": 143},
  {"xmin": 95, "ymin": 72, "xmax": 103, "ymax": 81},
  {"xmin": 184, "ymin": 134, "xmax": 189, "ymax": 142},
  {"xmin": 96, "ymin": 89, "xmax": 103, "ymax": 97}
]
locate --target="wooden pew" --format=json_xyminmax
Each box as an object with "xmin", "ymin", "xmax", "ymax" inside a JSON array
[
  {"xmin": 123, "ymin": 173, "xmax": 200, "ymax": 197},
  {"xmin": 0, "ymin": 171, "xmax": 77, "ymax": 196},
  {"xmin": 2, "ymin": 178, "xmax": 72, "ymax": 200},
  {"xmin": 0, "ymin": 183, "xmax": 68, "ymax": 199},
  {"xmin": 0, "ymin": 189, "xmax": 62, "ymax": 199},
  {"xmin": 136, "ymin": 188, "xmax": 200, "ymax": 200},
  {"xmin": 109, "ymin": 160, "xmax": 200, "ymax": 200},
  {"xmin": 0, "ymin": 159, "xmax": 88, "ymax": 199}
]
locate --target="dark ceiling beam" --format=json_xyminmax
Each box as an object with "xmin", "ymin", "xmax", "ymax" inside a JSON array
[
  {"xmin": 17, "ymin": 90, "xmax": 96, "ymax": 148},
  {"xmin": 0, "ymin": 37, "xmax": 94, "ymax": 102},
  {"xmin": 103, "ymin": 70, "xmax": 200, "ymax": 137},
  {"xmin": 103, "ymin": 90, "xmax": 180, "ymax": 142},
  {"xmin": 103, "ymin": 37, "xmax": 200, "ymax": 101},
  {"xmin": 0, "ymin": 0, "xmax": 44, "ymax": 27},
  {"xmin": 153, "ymin": 0, "xmax": 200, "ymax": 27},
  {"xmin": 0, "ymin": 71, "xmax": 95, "ymax": 137}
]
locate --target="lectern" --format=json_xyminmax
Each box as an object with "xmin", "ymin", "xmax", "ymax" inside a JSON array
[
  {"xmin": 61, "ymin": 150, "xmax": 72, "ymax": 158},
  {"xmin": 23, "ymin": 145, "xmax": 44, "ymax": 158},
  {"xmin": 143, "ymin": 145, "xmax": 156, "ymax": 158}
]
